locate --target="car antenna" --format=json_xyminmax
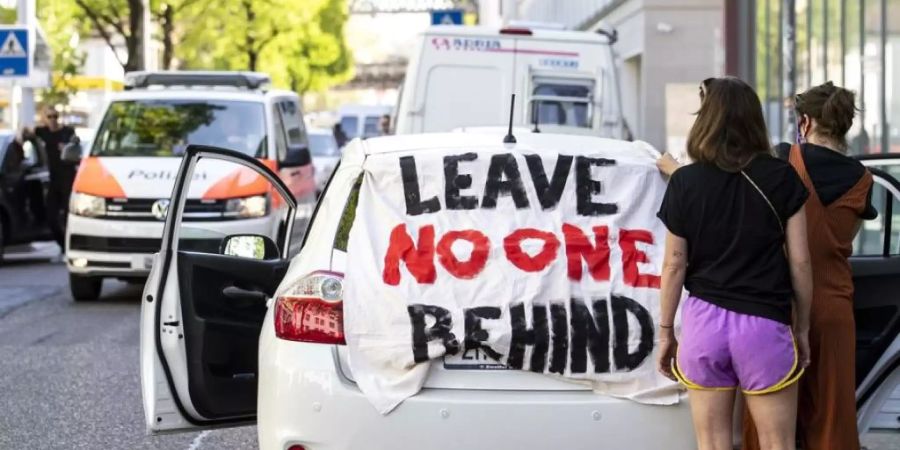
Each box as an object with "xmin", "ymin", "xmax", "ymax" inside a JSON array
[
  {"xmin": 503, "ymin": 94, "xmax": 517, "ymax": 144},
  {"xmin": 531, "ymin": 101, "xmax": 541, "ymax": 133}
]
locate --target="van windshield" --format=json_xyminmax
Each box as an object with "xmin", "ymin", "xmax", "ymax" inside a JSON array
[
  {"xmin": 91, "ymin": 99, "xmax": 266, "ymax": 157},
  {"xmin": 530, "ymin": 79, "xmax": 594, "ymax": 128}
]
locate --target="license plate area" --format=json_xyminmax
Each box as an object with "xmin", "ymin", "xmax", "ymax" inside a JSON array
[{"xmin": 442, "ymin": 347, "xmax": 509, "ymax": 370}]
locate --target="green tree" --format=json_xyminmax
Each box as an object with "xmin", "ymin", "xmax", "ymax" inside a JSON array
[
  {"xmin": 178, "ymin": 0, "xmax": 352, "ymax": 94},
  {"xmin": 71, "ymin": 0, "xmax": 148, "ymax": 72},
  {"xmin": 154, "ymin": 0, "xmax": 212, "ymax": 69},
  {"xmin": 37, "ymin": 0, "xmax": 89, "ymax": 106}
]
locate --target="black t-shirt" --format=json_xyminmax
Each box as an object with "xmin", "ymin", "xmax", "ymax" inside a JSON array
[
  {"xmin": 34, "ymin": 125, "xmax": 76, "ymax": 184},
  {"xmin": 657, "ymin": 155, "xmax": 809, "ymax": 324},
  {"xmin": 775, "ymin": 142, "xmax": 877, "ymax": 219}
]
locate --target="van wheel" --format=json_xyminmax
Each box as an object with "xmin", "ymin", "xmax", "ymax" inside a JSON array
[{"xmin": 69, "ymin": 274, "xmax": 102, "ymax": 301}]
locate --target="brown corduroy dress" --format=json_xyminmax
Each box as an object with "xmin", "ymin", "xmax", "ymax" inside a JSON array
[{"xmin": 742, "ymin": 144, "xmax": 871, "ymax": 450}]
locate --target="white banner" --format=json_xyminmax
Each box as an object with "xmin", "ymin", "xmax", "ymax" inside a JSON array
[{"xmin": 344, "ymin": 138, "xmax": 681, "ymax": 413}]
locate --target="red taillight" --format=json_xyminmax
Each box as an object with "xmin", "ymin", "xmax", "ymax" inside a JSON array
[
  {"xmin": 274, "ymin": 271, "xmax": 345, "ymax": 344},
  {"xmin": 287, "ymin": 445, "xmax": 307, "ymax": 450},
  {"xmin": 500, "ymin": 27, "xmax": 532, "ymax": 36}
]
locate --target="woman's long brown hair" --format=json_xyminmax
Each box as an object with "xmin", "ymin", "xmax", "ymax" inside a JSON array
[{"xmin": 686, "ymin": 77, "xmax": 773, "ymax": 172}]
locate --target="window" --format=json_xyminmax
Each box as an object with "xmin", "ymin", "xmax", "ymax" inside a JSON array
[
  {"xmin": 529, "ymin": 78, "xmax": 594, "ymax": 128},
  {"xmin": 363, "ymin": 116, "xmax": 381, "ymax": 138},
  {"xmin": 309, "ymin": 133, "xmax": 340, "ymax": 157},
  {"xmin": 333, "ymin": 174, "xmax": 362, "ymax": 252},
  {"xmin": 93, "ymin": 100, "xmax": 267, "ymax": 157},
  {"xmin": 278, "ymin": 100, "xmax": 307, "ymax": 147},
  {"xmin": 854, "ymin": 171, "xmax": 900, "ymax": 256},
  {"xmin": 340, "ymin": 116, "xmax": 359, "ymax": 140},
  {"xmin": 272, "ymin": 104, "xmax": 288, "ymax": 162}
]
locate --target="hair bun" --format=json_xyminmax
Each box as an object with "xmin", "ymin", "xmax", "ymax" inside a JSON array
[{"xmin": 821, "ymin": 86, "xmax": 856, "ymax": 138}]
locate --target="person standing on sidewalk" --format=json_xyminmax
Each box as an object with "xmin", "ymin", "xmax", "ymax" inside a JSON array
[
  {"xmin": 17, "ymin": 107, "xmax": 77, "ymax": 252},
  {"xmin": 656, "ymin": 77, "xmax": 813, "ymax": 450},
  {"xmin": 742, "ymin": 82, "xmax": 875, "ymax": 450}
]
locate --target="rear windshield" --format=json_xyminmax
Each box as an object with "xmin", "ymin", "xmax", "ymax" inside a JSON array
[
  {"xmin": 363, "ymin": 116, "xmax": 381, "ymax": 138},
  {"xmin": 91, "ymin": 99, "xmax": 266, "ymax": 157},
  {"xmin": 340, "ymin": 116, "xmax": 359, "ymax": 140},
  {"xmin": 309, "ymin": 133, "xmax": 340, "ymax": 156}
]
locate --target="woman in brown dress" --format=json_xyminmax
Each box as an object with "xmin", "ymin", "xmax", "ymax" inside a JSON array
[{"xmin": 742, "ymin": 82, "xmax": 876, "ymax": 450}]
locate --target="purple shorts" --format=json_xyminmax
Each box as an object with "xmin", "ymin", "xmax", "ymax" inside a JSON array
[{"xmin": 673, "ymin": 296, "xmax": 804, "ymax": 395}]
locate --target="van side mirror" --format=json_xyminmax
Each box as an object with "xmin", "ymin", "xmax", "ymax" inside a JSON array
[
  {"xmin": 220, "ymin": 234, "xmax": 279, "ymax": 260},
  {"xmin": 280, "ymin": 145, "xmax": 311, "ymax": 168},
  {"xmin": 61, "ymin": 138, "xmax": 83, "ymax": 164}
]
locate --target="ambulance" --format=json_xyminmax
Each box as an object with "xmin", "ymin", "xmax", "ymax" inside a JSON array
[
  {"xmin": 63, "ymin": 71, "xmax": 317, "ymax": 301},
  {"xmin": 394, "ymin": 25, "xmax": 628, "ymax": 139}
]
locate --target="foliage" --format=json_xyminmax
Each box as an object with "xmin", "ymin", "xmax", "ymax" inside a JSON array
[
  {"xmin": 37, "ymin": 0, "xmax": 89, "ymax": 107},
  {"xmin": 70, "ymin": 0, "xmax": 147, "ymax": 72},
  {"xmin": 177, "ymin": 0, "xmax": 354, "ymax": 94},
  {"xmin": 32, "ymin": 0, "xmax": 354, "ymax": 98}
]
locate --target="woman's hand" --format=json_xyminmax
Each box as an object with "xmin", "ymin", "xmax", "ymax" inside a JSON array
[
  {"xmin": 794, "ymin": 327, "xmax": 811, "ymax": 369},
  {"xmin": 657, "ymin": 327, "xmax": 679, "ymax": 381},
  {"xmin": 656, "ymin": 153, "xmax": 682, "ymax": 177}
]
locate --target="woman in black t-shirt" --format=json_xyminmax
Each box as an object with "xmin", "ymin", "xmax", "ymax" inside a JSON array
[{"xmin": 656, "ymin": 77, "xmax": 813, "ymax": 450}]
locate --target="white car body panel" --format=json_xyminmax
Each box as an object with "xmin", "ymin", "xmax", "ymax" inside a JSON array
[{"xmin": 142, "ymin": 133, "xmax": 900, "ymax": 448}]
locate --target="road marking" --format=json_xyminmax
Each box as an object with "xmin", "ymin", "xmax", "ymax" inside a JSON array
[{"xmin": 187, "ymin": 430, "xmax": 211, "ymax": 450}]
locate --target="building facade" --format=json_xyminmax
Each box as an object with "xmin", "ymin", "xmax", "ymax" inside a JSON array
[{"xmin": 755, "ymin": 0, "xmax": 900, "ymax": 154}]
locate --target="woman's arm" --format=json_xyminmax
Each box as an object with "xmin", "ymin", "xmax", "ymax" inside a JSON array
[
  {"xmin": 785, "ymin": 206, "xmax": 813, "ymax": 368},
  {"xmin": 657, "ymin": 230, "xmax": 688, "ymax": 380}
]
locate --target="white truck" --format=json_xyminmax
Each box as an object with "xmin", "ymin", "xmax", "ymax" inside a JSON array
[{"xmin": 394, "ymin": 25, "xmax": 628, "ymax": 139}]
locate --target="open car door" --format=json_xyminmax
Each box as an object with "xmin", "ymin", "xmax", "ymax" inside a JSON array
[
  {"xmin": 140, "ymin": 145, "xmax": 297, "ymax": 432},
  {"xmin": 852, "ymin": 156, "xmax": 900, "ymax": 434}
]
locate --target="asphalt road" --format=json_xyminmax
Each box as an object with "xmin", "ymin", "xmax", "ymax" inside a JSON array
[
  {"xmin": 0, "ymin": 244, "xmax": 897, "ymax": 450},
  {"xmin": 0, "ymin": 246, "xmax": 256, "ymax": 450}
]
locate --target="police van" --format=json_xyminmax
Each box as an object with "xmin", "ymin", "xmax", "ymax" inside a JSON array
[
  {"xmin": 394, "ymin": 25, "xmax": 628, "ymax": 139},
  {"xmin": 63, "ymin": 71, "xmax": 316, "ymax": 301}
]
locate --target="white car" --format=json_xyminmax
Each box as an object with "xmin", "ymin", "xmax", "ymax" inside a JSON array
[
  {"xmin": 64, "ymin": 71, "xmax": 317, "ymax": 301},
  {"xmin": 308, "ymin": 128, "xmax": 340, "ymax": 195},
  {"xmin": 141, "ymin": 133, "xmax": 900, "ymax": 449}
]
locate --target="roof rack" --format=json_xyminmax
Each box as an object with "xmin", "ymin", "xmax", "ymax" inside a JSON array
[{"xmin": 124, "ymin": 71, "xmax": 271, "ymax": 90}]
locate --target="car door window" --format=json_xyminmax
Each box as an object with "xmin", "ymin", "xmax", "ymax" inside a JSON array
[
  {"xmin": 278, "ymin": 100, "xmax": 307, "ymax": 147},
  {"xmin": 854, "ymin": 170, "xmax": 900, "ymax": 256},
  {"xmin": 272, "ymin": 104, "xmax": 288, "ymax": 162}
]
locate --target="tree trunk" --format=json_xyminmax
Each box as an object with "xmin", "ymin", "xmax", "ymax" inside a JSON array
[
  {"xmin": 161, "ymin": 4, "xmax": 175, "ymax": 69},
  {"xmin": 243, "ymin": 0, "xmax": 257, "ymax": 71},
  {"xmin": 125, "ymin": 0, "xmax": 144, "ymax": 72}
]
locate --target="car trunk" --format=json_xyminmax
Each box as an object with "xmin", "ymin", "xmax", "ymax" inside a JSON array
[{"xmin": 335, "ymin": 346, "xmax": 591, "ymax": 391}]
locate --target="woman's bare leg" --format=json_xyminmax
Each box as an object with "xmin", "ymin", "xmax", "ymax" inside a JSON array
[
  {"xmin": 744, "ymin": 383, "xmax": 799, "ymax": 450},
  {"xmin": 688, "ymin": 389, "xmax": 736, "ymax": 450}
]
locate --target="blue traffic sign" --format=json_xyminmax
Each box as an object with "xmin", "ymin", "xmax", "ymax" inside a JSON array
[
  {"xmin": 431, "ymin": 9, "xmax": 464, "ymax": 26},
  {"xmin": 0, "ymin": 27, "xmax": 28, "ymax": 77}
]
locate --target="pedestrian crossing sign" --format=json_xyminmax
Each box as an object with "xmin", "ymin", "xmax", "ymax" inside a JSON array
[
  {"xmin": 431, "ymin": 9, "xmax": 464, "ymax": 26},
  {"xmin": 0, "ymin": 27, "xmax": 29, "ymax": 77}
]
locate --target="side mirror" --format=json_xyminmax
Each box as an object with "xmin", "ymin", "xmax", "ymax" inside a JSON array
[
  {"xmin": 280, "ymin": 145, "xmax": 311, "ymax": 168},
  {"xmin": 220, "ymin": 234, "xmax": 279, "ymax": 260},
  {"xmin": 61, "ymin": 138, "xmax": 83, "ymax": 164}
]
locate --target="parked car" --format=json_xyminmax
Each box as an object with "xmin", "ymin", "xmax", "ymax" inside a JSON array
[
  {"xmin": 140, "ymin": 134, "xmax": 900, "ymax": 449},
  {"xmin": 308, "ymin": 128, "xmax": 341, "ymax": 196},
  {"xmin": 338, "ymin": 104, "xmax": 392, "ymax": 140},
  {"xmin": 0, "ymin": 130, "xmax": 57, "ymax": 262},
  {"xmin": 63, "ymin": 71, "xmax": 316, "ymax": 301}
]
